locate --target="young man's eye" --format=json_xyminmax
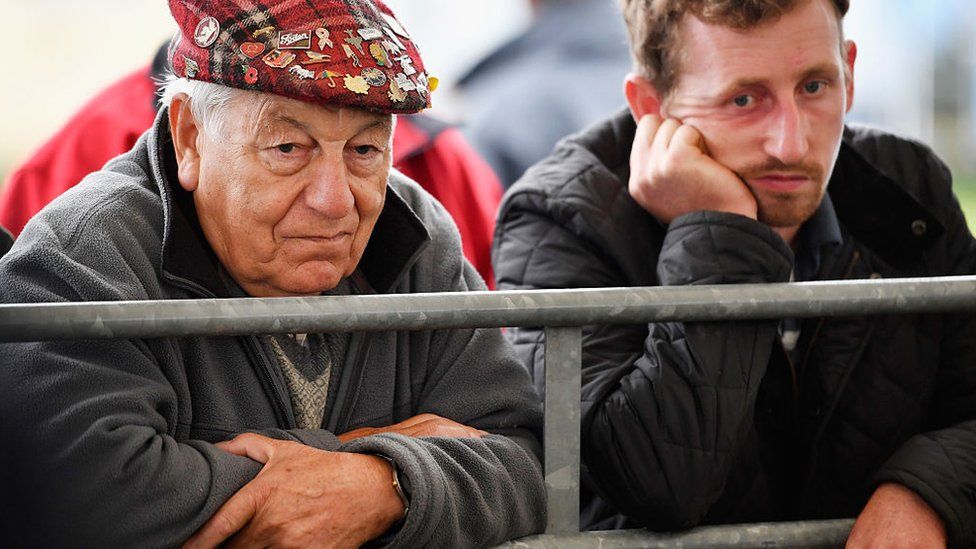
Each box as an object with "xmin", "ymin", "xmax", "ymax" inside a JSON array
[
  {"xmin": 732, "ymin": 95, "xmax": 754, "ymax": 108},
  {"xmin": 804, "ymin": 81, "xmax": 827, "ymax": 94}
]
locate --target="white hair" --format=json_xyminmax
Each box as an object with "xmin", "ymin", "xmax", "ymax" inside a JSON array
[
  {"xmin": 157, "ymin": 74, "xmax": 397, "ymax": 149},
  {"xmin": 158, "ymin": 75, "xmax": 245, "ymax": 139}
]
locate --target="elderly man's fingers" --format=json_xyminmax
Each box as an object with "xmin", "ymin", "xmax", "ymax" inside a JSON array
[
  {"xmin": 215, "ymin": 433, "xmax": 280, "ymax": 464},
  {"xmin": 406, "ymin": 417, "xmax": 486, "ymax": 439},
  {"xmin": 182, "ymin": 488, "xmax": 261, "ymax": 549}
]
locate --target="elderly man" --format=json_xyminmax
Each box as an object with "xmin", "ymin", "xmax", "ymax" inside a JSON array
[
  {"xmin": 0, "ymin": 1, "xmax": 544, "ymax": 547},
  {"xmin": 494, "ymin": 0, "xmax": 976, "ymax": 546}
]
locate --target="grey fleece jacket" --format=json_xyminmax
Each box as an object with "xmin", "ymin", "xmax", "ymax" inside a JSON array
[{"xmin": 0, "ymin": 110, "xmax": 545, "ymax": 548}]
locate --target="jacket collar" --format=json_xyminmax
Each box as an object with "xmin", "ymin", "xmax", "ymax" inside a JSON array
[
  {"xmin": 828, "ymin": 128, "xmax": 944, "ymax": 266},
  {"xmin": 599, "ymin": 110, "xmax": 945, "ymax": 266},
  {"xmin": 146, "ymin": 108, "xmax": 430, "ymax": 298}
]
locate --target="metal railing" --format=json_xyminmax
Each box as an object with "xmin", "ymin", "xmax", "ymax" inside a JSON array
[{"xmin": 3, "ymin": 275, "xmax": 975, "ymax": 547}]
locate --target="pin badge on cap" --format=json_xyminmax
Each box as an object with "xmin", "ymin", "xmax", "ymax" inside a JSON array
[
  {"xmin": 369, "ymin": 42, "xmax": 389, "ymax": 67},
  {"xmin": 240, "ymin": 42, "xmax": 266, "ymax": 59},
  {"xmin": 263, "ymin": 49, "xmax": 296, "ymax": 69},
  {"xmin": 382, "ymin": 13, "xmax": 410, "ymax": 38},
  {"xmin": 244, "ymin": 66, "xmax": 259, "ymax": 84},
  {"xmin": 344, "ymin": 30, "xmax": 365, "ymax": 55},
  {"xmin": 194, "ymin": 16, "xmax": 220, "ymax": 48},
  {"xmin": 289, "ymin": 65, "xmax": 316, "ymax": 80},
  {"xmin": 279, "ymin": 30, "xmax": 311, "ymax": 50},
  {"xmin": 358, "ymin": 27, "xmax": 383, "ymax": 41},
  {"xmin": 315, "ymin": 27, "xmax": 333, "ymax": 50},
  {"xmin": 184, "ymin": 57, "xmax": 200, "ymax": 78},
  {"xmin": 361, "ymin": 67, "xmax": 387, "ymax": 87},
  {"xmin": 304, "ymin": 51, "xmax": 332, "ymax": 64},
  {"xmin": 388, "ymin": 78, "xmax": 407, "ymax": 103},
  {"xmin": 344, "ymin": 74, "xmax": 370, "ymax": 95}
]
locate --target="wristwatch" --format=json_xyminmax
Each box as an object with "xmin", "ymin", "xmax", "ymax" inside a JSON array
[{"xmin": 378, "ymin": 455, "xmax": 410, "ymax": 521}]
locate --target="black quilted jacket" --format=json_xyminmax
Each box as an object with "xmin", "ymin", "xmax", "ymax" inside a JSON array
[{"xmin": 494, "ymin": 108, "xmax": 976, "ymax": 546}]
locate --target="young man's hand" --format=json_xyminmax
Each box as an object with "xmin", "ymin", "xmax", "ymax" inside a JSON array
[
  {"xmin": 846, "ymin": 483, "xmax": 947, "ymax": 549},
  {"xmin": 628, "ymin": 114, "xmax": 757, "ymax": 223}
]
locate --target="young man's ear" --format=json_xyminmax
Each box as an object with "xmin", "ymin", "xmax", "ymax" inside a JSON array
[
  {"xmin": 843, "ymin": 40, "xmax": 858, "ymax": 114},
  {"xmin": 168, "ymin": 95, "xmax": 202, "ymax": 193},
  {"xmin": 624, "ymin": 73, "xmax": 664, "ymax": 120}
]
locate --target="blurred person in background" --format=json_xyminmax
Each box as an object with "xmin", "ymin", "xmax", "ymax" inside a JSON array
[
  {"xmin": 0, "ymin": 1, "xmax": 545, "ymax": 546},
  {"xmin": 455, "ymin": 0, "xmax": 631, "ymax": 188},
  {"xmin": 494, "ymin": 0, "xmax": 976, "ymax": 546},
  {"xmin": 0, "ymin": 43, "xmax": 503, "ymax": 286}
]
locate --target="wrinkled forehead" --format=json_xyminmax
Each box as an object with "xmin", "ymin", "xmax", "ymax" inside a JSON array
[{"xmin": 227, "ymin": 90, "xmax": 394, "ymax": 138}]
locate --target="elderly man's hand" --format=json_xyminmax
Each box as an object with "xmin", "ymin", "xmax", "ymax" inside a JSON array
[
  {"xmin": 183, "ymin": 434, "xmax": 404, "ymax": 549},
  {"xmin": 628, "ymin": 114, "xmax": 757, "ymax": 223},
  {"xmin": 846, "ymin": 483, "xmax": 947, "ymax": 549},
  {"xmin": 338, "ymin": 413, "xmax": 488, "ymax": 443}
]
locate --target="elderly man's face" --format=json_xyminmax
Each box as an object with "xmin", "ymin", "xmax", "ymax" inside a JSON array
[
  {"xmin": 173, "ymin": 93, "xmax": 393, "ymax": 297},
  {"xmin": 662, "ymin": 0, "xmax": 855, "ymax": 229}
]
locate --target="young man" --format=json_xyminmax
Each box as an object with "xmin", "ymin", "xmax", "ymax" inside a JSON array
[
  {"xmin": 0, "ymin": 1, "xmax": 544, "ymax": 547},
  {"xmin": 494, "ymin": 0, "xmax": 976, "ymax": 546}
]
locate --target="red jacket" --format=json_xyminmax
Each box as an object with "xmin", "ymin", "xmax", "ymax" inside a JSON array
[{"xmin": 0, "ymin": 66, "xmax": 502, "ymax": 287}]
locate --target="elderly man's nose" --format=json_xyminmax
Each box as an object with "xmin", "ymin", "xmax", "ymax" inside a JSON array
[{"xmin": 303, "ymin": 162, "xmax": 355, "ymax": 217}]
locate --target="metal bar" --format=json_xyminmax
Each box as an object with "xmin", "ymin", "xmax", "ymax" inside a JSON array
[
  {"xmin": 543, "ymin": 327, "xmax": 582, "ymax": 534},
  {"xmin": 502, "ymin": 519, "xmax": 855, "ymax": 548},
  {"xmin": 2, "ymin": 276, "xmax": 976, "ymax": 342}
]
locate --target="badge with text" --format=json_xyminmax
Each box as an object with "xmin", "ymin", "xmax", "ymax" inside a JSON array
[{"xmin": 278, "ymin": 30, "xmax": 312, "ymax": 50}]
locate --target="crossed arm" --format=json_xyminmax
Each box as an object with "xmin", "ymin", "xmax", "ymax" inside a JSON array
[{"xmin": 184, "ymin": 414, "xmax": 488, "ymax": 548}]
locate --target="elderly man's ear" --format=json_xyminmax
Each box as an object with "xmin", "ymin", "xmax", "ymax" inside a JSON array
[
  {"xmin": 624, "ymin": 74, "xmax": 664, "ymax": 120},
  {"xmin": 169, "ymin": 96, "xmax": 202, "ymax": 193}
]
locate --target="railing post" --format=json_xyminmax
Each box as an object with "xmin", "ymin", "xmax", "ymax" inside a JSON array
[{"xmin": 543, "ymin": 326, "xmax": 582, "ymax": 534}]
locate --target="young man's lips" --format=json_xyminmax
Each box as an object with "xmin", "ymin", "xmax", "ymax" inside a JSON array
[{"xmin": 750, "ymin": 174, "xmax": 811, "ymax": 191}]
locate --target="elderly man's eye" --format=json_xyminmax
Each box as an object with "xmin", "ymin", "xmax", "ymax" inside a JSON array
[
  {"xmin": 276, "ymin": 143, "xmax": 298, "ymax": 154},
  {"xmin": 354, "ymin": 145, "xmax": 378, "ymax": 155}
]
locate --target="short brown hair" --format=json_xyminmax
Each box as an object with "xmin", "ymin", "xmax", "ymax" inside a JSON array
[{"xmin": 620, "ymin": 0, "xmax": 850, "ymax": 94}]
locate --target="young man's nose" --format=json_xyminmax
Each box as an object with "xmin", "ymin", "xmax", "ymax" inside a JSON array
[{"xmin": 763, "ymin": 98, "xmax": 811, "ymax": 165}]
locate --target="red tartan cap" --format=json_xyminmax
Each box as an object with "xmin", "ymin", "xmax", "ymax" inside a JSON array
[{"xmin": 167, "ymin": 0, "xmax": 433, "ymax": 114}]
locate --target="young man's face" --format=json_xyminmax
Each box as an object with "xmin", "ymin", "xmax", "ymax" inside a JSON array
[
  {"xmin": 181, "ymin": 93, "xmax": 394, "ymax": 298},
  {"xmin": 663, "ymin": 0, "xmax": 855, "ymax": 229}
]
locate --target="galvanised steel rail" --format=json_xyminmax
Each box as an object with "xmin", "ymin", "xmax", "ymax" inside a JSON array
[
  {"xmin": 1, "ymin": 276, "xmax": 975, "ymax": 342},
  {"xmin": 2, "ymin": 276, "xmax": 973, "ymax": 547}
]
